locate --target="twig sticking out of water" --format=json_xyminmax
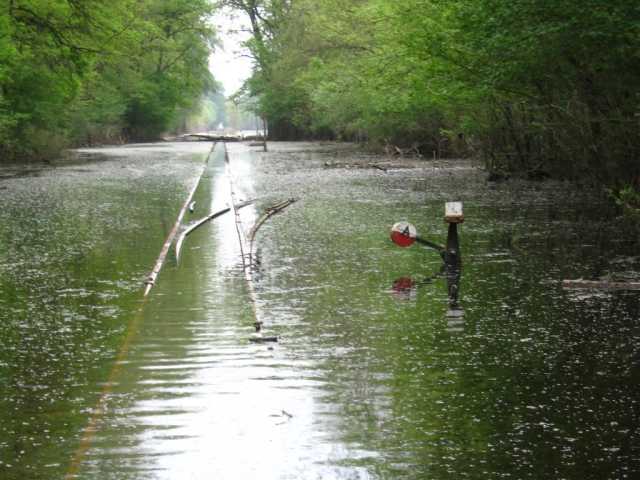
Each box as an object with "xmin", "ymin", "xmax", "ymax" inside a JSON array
[{"xmin": 248, "ymin": 198, "xmax": 296, "ymax": 246}]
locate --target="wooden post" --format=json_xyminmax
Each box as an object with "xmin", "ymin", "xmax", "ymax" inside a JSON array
[{"xmin": 262, "ymin": 117, "xmax": 268, "ymax": 152}]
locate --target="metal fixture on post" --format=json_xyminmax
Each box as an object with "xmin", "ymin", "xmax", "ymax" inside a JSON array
[{"xmin": 390, "ymin": 202, "xmax": 464, "ymax": 323}]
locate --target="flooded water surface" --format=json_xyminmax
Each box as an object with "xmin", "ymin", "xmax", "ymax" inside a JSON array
[{"xmin": 0, "ymin": 142, "xmax": 638, "ymax": 479}]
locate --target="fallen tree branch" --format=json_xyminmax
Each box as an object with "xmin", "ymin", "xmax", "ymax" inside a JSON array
[
  {"xmin": 224, "ymin": 144, "xmax": 297, "ymax": 336},
  {"xmin": 143, "ymin": 145, "xmax": 214, "ymax": 296},
  {"xmin": 175, "ymin": 199, "xmax": 256, "ymax": 261},
  {"xmin": 178, "ymin": 133, "xmax": 241, "ymax": 142},
  {"xmin": 323, "ymin": 161, "xmax": 390, "ymax": 172},
  {"xmin": 562, "ymin": 279, "xmax": 640, "ymax": 290},
  {"xmin": 249, "ymin": 336, "xmax": 278, "ymax": 343},
  {"xmin": 248, "ymin": 198, "xmax": 296, "ymax": 245}
]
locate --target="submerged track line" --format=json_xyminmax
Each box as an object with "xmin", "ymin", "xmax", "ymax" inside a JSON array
[
  {"xmin": 144, "ymin": 144, "xmax": 214, "ymax": 296},
  {"xmin": 224, "ymin": 144, "xmax": 257, "ymax": 322},
  {"xmin": 223, "ymin": 143, "xmax": 295, "ymax": 331},
  {"xmin": 65, "ymin": 143, "xmax": 214, "ymax": 479}
]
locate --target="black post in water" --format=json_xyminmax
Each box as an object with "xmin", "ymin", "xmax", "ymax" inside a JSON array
[
  {"xmin": 445, "ymin": 222, "xmax": 462, "ymax": 306},
  {"xmin": 389, "ymin": 203, "xmax": 464, "ymax": 315},
  {"xmin": 444, "ymin": 202, "xmax": 463, "ymax": 312}
]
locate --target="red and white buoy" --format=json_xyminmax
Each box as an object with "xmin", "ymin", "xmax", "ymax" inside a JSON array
[{"xmin": 390, "ymin": 222, "xmax": 417, "ymax": 247}]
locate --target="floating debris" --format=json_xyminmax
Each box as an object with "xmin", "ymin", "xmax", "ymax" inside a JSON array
[{"xmin": 249, "ymin": 336, "xmax": 278, "ymax": 343}]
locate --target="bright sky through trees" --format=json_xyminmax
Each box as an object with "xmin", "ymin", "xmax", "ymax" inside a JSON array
[{"xmin": 209, "ymin": 10, "xmax": 253, "ymax": 96}]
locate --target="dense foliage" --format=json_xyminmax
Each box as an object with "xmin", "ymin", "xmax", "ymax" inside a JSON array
[
  {"xmin": 231, "ymin": 0, "xmax": 639, "ymax": 184},
  {"xmin": 0, "ymin": 0, "xmax": 216, "ymax": 160}
]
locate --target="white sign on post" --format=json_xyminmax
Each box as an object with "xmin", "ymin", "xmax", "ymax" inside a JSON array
[{"xmin": 445, "ymin": 202, "xmax": 464, "ymax": 223}]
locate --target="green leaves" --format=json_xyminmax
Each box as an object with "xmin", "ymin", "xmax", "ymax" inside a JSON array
[
  {"xmin": 232, "ymin": 0, "xmax": 639, "ymax": 183},
  {"xmin": 0, "ymin": 0, "xmax": 217, "ymax": 159}
]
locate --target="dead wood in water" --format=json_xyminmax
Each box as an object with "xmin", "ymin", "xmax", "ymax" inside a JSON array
[
  {"xmin": 323, "ymin": 161, "xmax": 389, "ymax": 172},
  {"xmin": 562, "ymin": 279, "xmax": 640, "ymax": 290},
  {"xmin": 144, "ymin": 145, "xmax": 213, "ymax": 295},
  {"xmin": 224, "ymin": 143, "xmax": 296, "ymax": 341},
  {"xmin": 170, "ymin": 133, "xmax": 241, "ymax": 142},
  {"xmin": 384, "ymin": 143, "xmax": 422, "ymax": 157},
  {"xmin": 175, "ymin": 199, "xmax": 256, "ymax": 261},
  {"xmin": 249, "ymin": 336, "xmax": 278, "ymax": 343},
  {"xmin": 175, "ymin": 207, "xmax": 229, "ymax": 261},
  {"xmin": 248, "ymin": 198, "xmax": 296, "ymax": 245}
]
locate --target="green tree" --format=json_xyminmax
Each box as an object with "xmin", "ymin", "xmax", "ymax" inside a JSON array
[
  {"xmin": 229, "ymin": 0, "xmax": 640, "ymax": 185},
  {"xmin": 0, "ymin": 0, "xmax": 218, "ymax": 159}
]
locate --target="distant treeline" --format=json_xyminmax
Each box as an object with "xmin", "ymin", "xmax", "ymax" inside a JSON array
[
  {"xmin": 230, "ymin": 0, "xmax": 639, "ymax": 186},
  {"xmin": 0, "ymin": 0, "xmax": 217, "ymax": 160}
]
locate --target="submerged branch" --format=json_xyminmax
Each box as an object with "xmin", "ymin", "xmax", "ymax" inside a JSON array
[
  {"xmin": 248, "ymin": 198, "xmax": 296, "ymax": 246},
  {"xmin": 175, "ymin": 199, "xmax": 256, "ymax": 261}
]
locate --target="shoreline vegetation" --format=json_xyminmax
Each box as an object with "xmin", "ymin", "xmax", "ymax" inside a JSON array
[
  {"xmin": 0, "ymin": 0, "xmax": 219, "ymax": 161},
  {"xmin": 1, "ymin": 1, "xmax": 638, "ymax": 215},
  {"xmin": 224, "ymin": 0, "xmax": 639, "ymax": 206}
]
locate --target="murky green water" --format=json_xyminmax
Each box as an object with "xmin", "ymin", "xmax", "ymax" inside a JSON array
[{"xmin": 1, "ymin": 142, "xmax": 638, "ymax": 479}]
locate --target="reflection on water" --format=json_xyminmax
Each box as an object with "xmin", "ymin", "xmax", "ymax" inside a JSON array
[
  {"xmin": 1, "ymin": 141, "xmax": 639, "ymax": 479},
  {"xmin": 0, "ymin": 143, "xmax": 211, "ymax": 479},
  {"xmin": 391, "ymin": 220, "xmax": 465, "ymax": 332}
]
